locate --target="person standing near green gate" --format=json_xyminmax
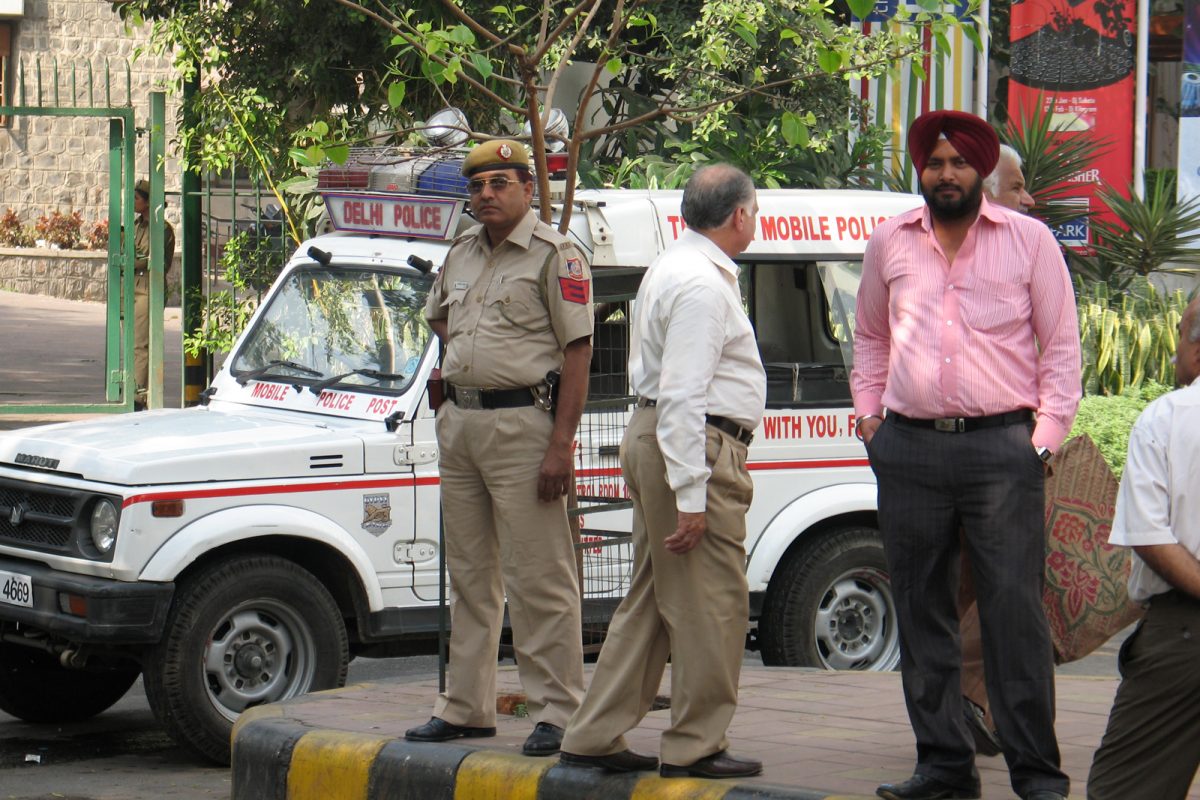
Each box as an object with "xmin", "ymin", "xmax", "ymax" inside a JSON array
[{"xmin": 130, "ymin": 178, "xmax": 175, "ymax": 410}]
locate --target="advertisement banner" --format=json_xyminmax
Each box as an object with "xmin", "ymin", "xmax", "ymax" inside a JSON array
[
  {"xmin": 1180, "ymin": 0, "xmax": 1200, "ymax": 206},
  {"xmin": 851, "ymin": 1, "xmax": 978, "ymax": 190},
  {"xmin": 1008, "ymin": 0, "xmax": 1137, "ymax": 247}
]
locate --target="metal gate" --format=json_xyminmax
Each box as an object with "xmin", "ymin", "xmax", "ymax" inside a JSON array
[{"xmin": 0, "ymin": 59, "xmax": 171, "ymax": 416}]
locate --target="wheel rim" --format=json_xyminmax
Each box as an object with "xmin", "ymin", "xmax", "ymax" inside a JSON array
[
  {"xmin": 812, "ymin": 567, "xmax": 899, "ymax": 671},
  {"xmin": 202, "ymin": 599, "xmax": 319, "ymax": 722}
]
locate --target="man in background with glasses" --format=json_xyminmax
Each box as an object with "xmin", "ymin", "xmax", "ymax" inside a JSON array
[{"xmin": 406, "ymin": 139, "xmax": 593, "ymax": 758}]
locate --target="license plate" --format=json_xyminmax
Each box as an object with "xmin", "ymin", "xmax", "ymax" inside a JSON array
[{"xmin": 0, "ymin": 569, "xmax": 33, "ymax": 608}]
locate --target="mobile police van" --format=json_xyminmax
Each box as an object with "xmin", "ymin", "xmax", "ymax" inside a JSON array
[{"xmin": 0, "ymin": 147, "xmax": 922, "ymax": 763}]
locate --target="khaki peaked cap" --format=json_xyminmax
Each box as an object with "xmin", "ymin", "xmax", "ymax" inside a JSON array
[{"xmin": 461, "ymin": 139, "xmax": 531, "ymax": 176}]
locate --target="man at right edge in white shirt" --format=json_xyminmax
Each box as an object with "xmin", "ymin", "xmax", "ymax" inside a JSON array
[
  {"xmin": 558, "ymin": 164, "xmax": 767, "ymax": 779},
  {"xmin": 1087, "ymin": 294, "xmax": 1200, "ymax": 800}
]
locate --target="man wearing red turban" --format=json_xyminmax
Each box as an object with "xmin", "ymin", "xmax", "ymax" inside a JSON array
[{"xmin": 852, "ymin": 109, "xmax": 1079, "ymax": 800}]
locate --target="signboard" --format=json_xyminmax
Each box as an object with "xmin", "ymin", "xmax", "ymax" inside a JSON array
[
  {"xmin": 1008, "ymin": 0, "xmax": 1136, "ymax": 245},
  {"xmin": 321, "ymin": 192, "xmax": 464, "ymax": 240}
]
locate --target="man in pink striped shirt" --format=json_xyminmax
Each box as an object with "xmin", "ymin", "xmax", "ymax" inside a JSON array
[{"xmin": 852, "ymin": 110, "xmax": 1080, "ymax": 800}]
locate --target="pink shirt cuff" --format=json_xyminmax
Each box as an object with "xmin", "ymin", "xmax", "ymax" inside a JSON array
[{"xmin": 1032, "ymin": 417, "xmax": 1069, "ymax": 452}]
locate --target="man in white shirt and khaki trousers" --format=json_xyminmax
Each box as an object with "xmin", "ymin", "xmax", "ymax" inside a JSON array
[{"xmin": 559, "ymin": 164, "xmax": 766, "ymax": 779}]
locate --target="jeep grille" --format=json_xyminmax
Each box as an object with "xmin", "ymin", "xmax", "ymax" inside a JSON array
[{"xmin": 0, "ymin": 480, "xmax": 87, "ymax": 554}]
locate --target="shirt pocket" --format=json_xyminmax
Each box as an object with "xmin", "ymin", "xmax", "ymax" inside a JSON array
[
  {"xmin": 960, "ymin": 275, "xmax": 1028, "ymax": 334},
  {"xmin": 442, "ymin": 287, "xmax": 468, "ymax": 326},
  {"xmin": 489, "ymin": 277, "xmax": 551, "ymax": 333}
]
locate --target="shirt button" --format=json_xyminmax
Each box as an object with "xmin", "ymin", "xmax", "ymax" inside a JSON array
[
  {"xmin": 944, "ymin": 358, "xmax": 951, "ymax": 364},
  {"xmin": 948, "ymin": 284, "xmax": 955, "ymax": 290},
  {"xmin": 946, "ymin": 320, "xmax": 953, "ymax": 326},
  {"xmin": 463, "ymin": 365, "xmax": 471, "ymax": 372}
]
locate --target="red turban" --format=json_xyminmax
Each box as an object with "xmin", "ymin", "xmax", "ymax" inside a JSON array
[{"xmin": 907, "ymin": 110, "xmax": 1000, "ymax": 178}]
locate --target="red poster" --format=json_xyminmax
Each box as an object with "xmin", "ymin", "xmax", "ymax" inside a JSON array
[{"xmin": 1008, "ymin": 0, "xmax": 1137, "ymax": 247}]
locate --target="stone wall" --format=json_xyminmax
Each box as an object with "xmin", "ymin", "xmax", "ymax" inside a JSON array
[
  {"xmin": 0, "ymin": 1, "xmax": 181, "ymax": 233},
  {"xmin": 0, "ymin": 247, "xmax": 180, "ymax": 304}
]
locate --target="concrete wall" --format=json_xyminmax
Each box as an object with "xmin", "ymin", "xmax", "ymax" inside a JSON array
[
  {"xmin": 0, "ymin": 1, "xmax": 180, "ymax": 233},
  {"xmin": 0, "ymin": 246, "xmax": 180, "ymax": 303}
]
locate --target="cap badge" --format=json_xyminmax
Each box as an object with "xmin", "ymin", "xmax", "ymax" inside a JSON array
[{"xmin": 498, "ymin": 143, "xmax": 512, "ymax": 160}]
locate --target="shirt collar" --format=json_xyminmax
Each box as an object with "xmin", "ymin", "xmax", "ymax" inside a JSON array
[{"xmin": 680, "ymin": 227, "xmax": 740, "ymax": 279}]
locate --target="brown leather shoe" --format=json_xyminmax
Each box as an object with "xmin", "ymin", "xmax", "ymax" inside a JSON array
[
  {"xmin": 876, "ymin": 774, "xmax": 981, "ymax": 800},
  {"xmin": 403, "ymin": 716, "xmax": 496, "ymax": 742},
  {"xmin": 559, "ymin": 748, "xmax": 659, "ymax": 772},
  {"xmin": 660, "ymin": 750, "xmax": 763, "ymax": 779}
]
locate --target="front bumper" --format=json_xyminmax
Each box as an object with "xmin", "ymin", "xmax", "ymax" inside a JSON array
[{"xmin": 0, "ymin": 556, "xmax": 173, "ymax": 644}]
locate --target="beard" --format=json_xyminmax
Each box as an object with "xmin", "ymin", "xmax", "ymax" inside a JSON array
[{"xmin": 921, "ymin": 175, "xmax": 984, "ymax": 221}]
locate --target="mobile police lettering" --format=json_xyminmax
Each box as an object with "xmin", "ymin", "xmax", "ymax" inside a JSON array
[
  {"xmin": 249, "ymin": 382, "xmax": 291, "ymax": 402},
  {"xmin": 663, "ymin": 214, "xmax": 891, "ymax": 243},
  {"xmin": 316, "ymin": 390, "xmax": 356, "ymax": 411},
  {"xmin": 361, "ymin": 493, "xmax": 392, "ymax": 535}
]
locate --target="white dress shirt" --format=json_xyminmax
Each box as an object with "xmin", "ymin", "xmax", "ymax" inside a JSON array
[
  {"xmin": 629, "ymin": 228, "xmax": 766, "ymax": 513},
  {"xmin": 1110, "ymin": 379, "xmax": 1200, "ymax": 603}
]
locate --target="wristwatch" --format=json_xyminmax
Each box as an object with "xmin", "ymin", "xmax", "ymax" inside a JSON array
[{"xmin": 1035, "ymin": 446, "xmax": 1053, "ymax": 463}]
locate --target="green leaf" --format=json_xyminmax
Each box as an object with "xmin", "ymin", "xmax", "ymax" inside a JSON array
[
  {"xmin": 781, "ymin": 112, "xmax": 809, "ymax": 148},
  {"xmin": 324, "ymin": 144, "xmax": 350, "ymax": 164},
  {"xmin": 846, "ymin": 0, "xmax": 878, "ymax": 20},
  {"xmin": 470, "ymin": 53, "xmax": 493, "ymax": 80},
  {"xmin": 304, "ymin": 145, "xmax": 324, "ymax": 164},
  {"xmin": 962, "ymin": 23, "xmax": 983, "ymax": 51},
  {"xmin": 387, "ymin": 81, "xmax": 406, "ymax": 109},
  {"xmin": 733, "ymin": 24, "xmax": 757, "ymax": 47},
  {"xmin": 605, "ymin": 57, "xmax": 622, "ymax": 75},
  {"xmin": 447, "ymin": 24, "xmax": 475, "ymax": 45},
  {"xmin": 817, "ymin": 47, "xmax": 842, "ymax": 73}
]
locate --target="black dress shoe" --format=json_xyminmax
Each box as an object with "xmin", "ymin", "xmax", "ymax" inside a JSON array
[
  {"xmin": 559, "ymin": 748, "xmax": 659, "ymax": 772},
  {"xmin": 963, "ymin": 698, "xmax": 1003, "ymax": 757},
  {"xmin": 660, "ymin": 750, "xmax": 763, "ymax": 779},
  {"xmin": 1024, "ymin": 792, "xmax": 1066, "ymax": 800},
  {"xmin": 404, "ymin": 716, "xmax": 496, "ymax": 742},
  {"xmin": 877, "ymin": 774, "xmax": 981, "ymax": 800},
  {"xmin": 522, "ymin": 722, "xmax": 564, "ymax": 756}
]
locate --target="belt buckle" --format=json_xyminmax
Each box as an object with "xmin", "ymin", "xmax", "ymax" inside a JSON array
[
  {"xmin": 934, "ymin": 417, "xmax": 964, "ymax": 433},
  {"xmin": 455, "ymin": 387, "xmax": 483, "ymax": 410}
]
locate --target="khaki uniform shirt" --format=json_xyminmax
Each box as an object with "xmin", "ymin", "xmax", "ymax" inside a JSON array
[
  {"xmin": 424, "ymin": 210, "xmax": 593, "ymax": 389},
  {"xmin": 133, "ymin": 214, "xmax": 176, "ymax": 274}
]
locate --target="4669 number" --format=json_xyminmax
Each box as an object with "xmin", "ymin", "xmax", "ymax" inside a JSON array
[{"xmin": 0, "ymin": 571, "xmax": 33, "ymax": 607}]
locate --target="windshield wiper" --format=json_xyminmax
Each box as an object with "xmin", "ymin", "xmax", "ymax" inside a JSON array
[
  {"xmin": 235, "ymin": 359, "xmax": 323, "ymax": 386},
  {"xmin": 308, "ymin": 368, "xmax": 407, "ymax": 395}
]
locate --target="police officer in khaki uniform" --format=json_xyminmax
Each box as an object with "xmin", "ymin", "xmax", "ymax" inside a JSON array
[
  {"xmin": 405, "ymin": 140, "xmax": 593, "ymax": 757},
  {"xmin": 130, "ymin": 179, "xmax": 176, "ymax": 410}
]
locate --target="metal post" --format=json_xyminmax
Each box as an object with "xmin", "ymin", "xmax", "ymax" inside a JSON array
[
  {"xmin": 148, "ymin": 92, "xmax": 167, "ymax": 410},
  {"xmin": 105, "ymin": 119, "xmax": 124, "ymax": 403},
  {"xmin": 181, "ymin": 72, "xmax": 207, "ymax": 406}
]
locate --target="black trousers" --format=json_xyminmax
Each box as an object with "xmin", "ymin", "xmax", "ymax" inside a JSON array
[
  {"xmin": 868, "ymin": 416, "xmax": 1069, "ymax": 798},
  {"xmin": 1088, "ymin": 592, "xmax": 1200, "ymax": 800}
]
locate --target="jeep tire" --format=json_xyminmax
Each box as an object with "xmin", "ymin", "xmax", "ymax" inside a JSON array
[{"xmin": 143, "ymin": 554, "xmax": 349, "ymax": 764}]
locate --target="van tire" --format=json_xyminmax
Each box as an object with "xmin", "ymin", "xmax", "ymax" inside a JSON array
[
  {"xmin": 759, "ymin": 526, "xmax": 900, "ymax": 671},
  {"xmin": 143, "ymin": 554, "xmax": 349, "ymax": 764},
  {"xmin": 0, "ymin": 643, "xmax": 139, "ymax": 722}
]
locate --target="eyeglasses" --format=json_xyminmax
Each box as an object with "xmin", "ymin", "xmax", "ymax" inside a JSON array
[{"xmin": 467, "ymin": 176, "xmax": 518, "ymax": 194}]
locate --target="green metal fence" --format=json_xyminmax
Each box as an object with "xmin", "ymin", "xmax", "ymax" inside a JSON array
[{"xmin": 0, "ymin": 58, "xmax": 170, "ymax": 416}]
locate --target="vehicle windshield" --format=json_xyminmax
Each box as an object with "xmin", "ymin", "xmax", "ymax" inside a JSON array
[{"xmin": 232, "ymin": 265, "xmax": 434, "ymax": 395}]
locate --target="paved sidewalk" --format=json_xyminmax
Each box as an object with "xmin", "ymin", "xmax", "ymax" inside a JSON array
[{"xmin": 232, "ymin": 664, "xmax": 1198, "ymax": 799}]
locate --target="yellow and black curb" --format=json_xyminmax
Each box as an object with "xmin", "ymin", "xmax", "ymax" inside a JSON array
[{"xmin": 231, "ymin": 714, "xmax": 864, "ymax": 800}]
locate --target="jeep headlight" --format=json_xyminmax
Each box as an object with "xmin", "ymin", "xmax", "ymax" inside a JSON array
[{"xmin": 90, "ymin": 500, "xmax": 118, "ymax": 554}]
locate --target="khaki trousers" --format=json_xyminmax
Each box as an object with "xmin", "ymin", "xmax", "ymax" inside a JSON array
[
  {"xmin": 561, "ymin": 407, "xmax": 752, "ymax": 766},
  {"xmin": 133, "ymin": 271, "xmax": 149, "ymax": 401},
  {"xmin": 432, "ymin": 400, "xmax": 584, "ymax": 728}
]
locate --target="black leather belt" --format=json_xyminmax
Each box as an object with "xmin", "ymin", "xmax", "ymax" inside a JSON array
[
  {"xmin": 889, "ymin": 409, "xmax": 1033, "ymax": 433},
  {"xmin": 446, "ymin": 383, "xmax": 536, "ymax": 410},
  {"xmin": 636, "ymin": 398, "xmax": 754, "ymax": 446}
]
